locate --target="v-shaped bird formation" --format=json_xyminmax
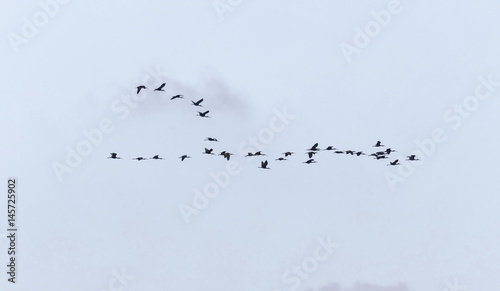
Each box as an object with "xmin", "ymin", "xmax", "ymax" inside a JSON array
[{"xmin": 109, "ymin": 83, "xmax": 420, "ymax": 169}]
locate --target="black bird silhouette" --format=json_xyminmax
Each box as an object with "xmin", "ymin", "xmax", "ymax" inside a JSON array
[
  {"xmin": 136, "ymin": 85, "xmax": 146, "ymax": 94},
  {"xmin": 306, "ymin": 152, "xmax": 317, "ymax": 159},
  {"xmin": 223, "ymin": 153, "xmax": 233, "ymax": 161},
  {"xmin": 107, "ymin": 153, "xmax": 121, "ymax": 159},
  {"xmin": 205, "ymin": 137, "xmax": 218, "ymax": 142},
  {"xmin": 219, "ymin": 151, "xmax": 234, "ymax": 160},
  {"xmin": 259, "ymin": 160, "xmax": 270, "ymax": 169},
  {"xmin": 370, "ymin": 151, "xmax": 386, "ymax": 157},
  {"xmin": 345, "ymin": 150, "xmax": 355, "ymax": 155},
  {"xmin": 388, "ymin": 159, "xmax": 400, "ymax": 166},
  {"xmin": 308, "ymin": 143, "xmax": 320, "ymax": 151},
  {"xmin": 283, "ymin": 152, "xmax": 294, "ymax": 157},
  {"xmin": 133, "ymin": 157, "xmax": 147, "ymax": 161},
  {"xmin": 171, "ymin": 95, "xmax": 184, "ymax": 100},
  {"xmin": 245, "ymin": 153, "xmax": 254, "ymax": 157},
  {"xmin": 374, "ymin": 155, "xmax": 388, "ymax": 160},
  {"xmin": 385, "ymin": 148, "xmax": 396, "ymax": 154},
  {"xmin": 406, "ymin": 155, "xmax": 420, "ymax": 161},
  {"xmin": 373, "ymin": 141, "xmax": 384, "ymax": 147},
  {"xmin": 203, "ymin": 148, "xmax": 214, "ymax": 155},
  {"xmin": 334, "ymin": 150, "xmax": 344, "ymax": 154},
  {"xmin": 179, "ymin": 155, "xmax": 191, "ymax": 161},
  {"xmin": 154, "ymin": 83, "xmax": 166, "ymax": 91},
  {"xmin": 355, "ymin": 151, "xmax": 365, "ymax": 156},
  {"xmin": 151, "ymin": 155, "xmax": 164, "ymax": 160},
  {"xmin": 303, "ymin": 159, "xmax": 317, "ymax": 164},
  {"xmin": 324, "ymin": 146, "xmax": 337, "ymax": 151},
  {"xmin": 254, "ymin": 151, "xmax": 266, "ymax": 156},
  {"xmin": 276, "ymin": 157, "xmax": 287, "ymax": 161},
  {"xmin": 197, "ymin": 110, "xmax": 210, "ymax": 118},
  {"xmin": 192, "ymin": 99, "xmax": 204, "ymax": 107}
]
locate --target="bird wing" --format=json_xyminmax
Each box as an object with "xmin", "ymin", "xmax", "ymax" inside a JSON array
[
  {"xmin": 158, "ymin": 83, "xmax": 166, "ymax": 90},
  {"xmin": 203, "ymin": 110, "xmax": 209, "ymax": 115}
]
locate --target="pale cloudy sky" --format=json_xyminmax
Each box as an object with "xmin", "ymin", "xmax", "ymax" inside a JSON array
[{"xmin": 1, "ymin": 0, "xmax": 500, "ymax": 290}]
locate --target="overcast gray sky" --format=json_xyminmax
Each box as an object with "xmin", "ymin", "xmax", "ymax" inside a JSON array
[{"xmin": 1, "ymin": 0, "xmax": 500, "ymax": 290}]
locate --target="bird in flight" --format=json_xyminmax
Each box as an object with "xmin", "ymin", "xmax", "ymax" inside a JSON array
[
  {"xmin": 259, "ymin": 160, "xmax": 270, "ymax": 169},
  {"xmin": 203, "ymin": 148, "xmax": 214, "ymax": 155},
  {"xmin": 179, "ymin": 155, "xmax": 191, "ymax": 161},
  {"xmin": 133, "ymin": 157, "xmax": 147, "ymax": 161},
  {"xmin": 197, "ymin": 110, "xmax": 210, "ymax": 118},
  {"xmin": 283, "ymin": 152, "xmax": 294, "ymax": 157},
  {"xmin": 154, "ymin": 83, "xmax": 166, "ymax": 91},
  {"xmin": 385, "ymin": 148, "xmax": 396, "ymax": 154},
  {"xmin": 107, "ymin": 153, "xmax": 121, "ymax": 159},
  {"xmin": 171, "ymin": 95, "xmax": 184, "ymax": 100},
  {"xmin": 136, "ymin": 85, "xmax": 146, "ymax": 94},
  {"xmin": 245, "ymin": 153, "xmax": 254, "ymax": 157},
  {"xmin": 151, "ymin": 155, "xmax": 164, "ymax": 160},
  {"xmin": 306, "ymin": 152, "xmax": 317, "ymax": 159},
  {"xmin": 205, "ymin": 137, "xmax": 219, "ymax": 142},
  {"xmin": 388, "ymin": 159, "xmax": 400, "ymax": 166},
  {"xmin": 254, "ymin": 151, "xmax": 266, "ymax": 156},
  {"xmin": 373, "ymin": 141, "xmax": 384, "ymax": 147},
  {"xmin": 324, "ymin": 146, "xmax": 337, "ymax": 151},
  {"xmin": 303, "ymin": 159, "xmax": 317, "ymax": 164},
  {"xmin": 307, "ymin": 143, "xmax": 320, "ymax": 151},
  {"xmin": 276, "ymin": 157, "xmax": 287, "ymax": 161},
  {"xmin": 192, "ymin": 99, "xmax": 204, "ymax": 107},
  {"xmin": 223, "ymin": 152, "xmax": 233, "ymax": 161},
  {"xmin": 406, "ymin": 155, "xmax": 419, "ymax": 161}
]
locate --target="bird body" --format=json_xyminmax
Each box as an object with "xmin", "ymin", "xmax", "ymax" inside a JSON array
[
  {"xmin": 151, "ymin": 155, "xmax": 164, "ymax": 160},
  {"xmin": 179, "ymin": 155, "xmax": 191, "ymax": 161},
  {"xmin": 306, "ymin": 152, "xmax": 317, "ymax": 159},
  {"xmin": 259, "ymin": 160, "xmax": 270, "ymax": 169},
  {"xmin": 197, "ymin": 110, "xmax": 210, "ymax": 118},
  {"xmin": 388, "ymin": 159, "xmax": 400, "ymax": 166},
  {"xmin": 203, "ymin": 148, "xmax": 214, "ymax": 155},
  {"xmin": 108, "ymin": 153, "xmax": 121, "ymax": 159},
  {"xmin": 136, "ymin": 85, "xmax": 146, "ymax": 94},
  {"xmin": 133, "ymin": 157, "xmax": 147, "ymax": 161},
  {"xmin": 308, "ymin": 143, "xmax": 320, "ymax": 151},
  {"xmin": 192, "ymin": 99, "xmax": 204, "ymax": 106},
  {"xmin": 406, "ymin": 155, "xmax": 419, "ymax": 161},
  {"xmin": 171, "ymin": 95, "xmax": 184, "ymax": 100},
  {"xmin": 303, "ymin": 159, "xmax": 317, "ymax": 164},
  {"xmin": 154, "ymin": 83, "xmax": 166, "ymax": 91}
]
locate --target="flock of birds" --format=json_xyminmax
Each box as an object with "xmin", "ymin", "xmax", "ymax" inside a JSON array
[
  {"xmin": 136, "ymin": 83, "xmax": 210, "ymax": 118},
  {"xmin": 107, "ymin": 83, "xmax": 421, "ymax": 169}
]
